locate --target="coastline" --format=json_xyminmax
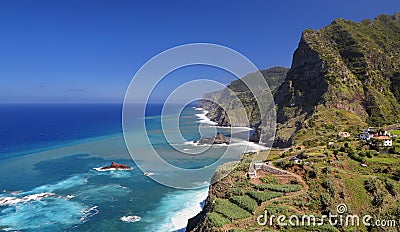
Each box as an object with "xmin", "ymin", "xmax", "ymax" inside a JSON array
[
  {"xmin": 0, "ymin": 105, "xmax": 265, "ymax": 231},
  {"xmin": 184, "ymin": 107, "xmax": 268, "ymax": 231}
]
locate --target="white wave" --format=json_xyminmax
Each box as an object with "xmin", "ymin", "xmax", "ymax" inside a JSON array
[
  {"xmin": 194, "ymin": 107, "xmax": 203, "ymax": 111},
  {"xmin": 213, "ymin": 143, "xmax": 229, "ymax": 147},
  {"xmin": 192, "ymin": 181, "xmax": 210, "ymax": 187},
  {"xmin": 183, "ymin": 141, "xmax": 196, "ymax": 145},
  {"xmin": 0, "ymin": 195, "xmax": 85, "ymax": 231},
  {"xmin": 183, "ymin": 140, "xmax": 209, "ymax": 147},
  {"xmin": 92, "ymin": 168, "xmax": 133, "ymax": 179},
  {"xmin": 25, "ymin": 175, "xmax": 89, "ymax": 194},
  {"xmin": 0, "ymin": 192, "xmax": 55, "ymax": 206},
  {"xmin": 120, "ymin": 215, "xmax": 141, "ymax": 223},
  {"xmin": 80, "ymin": 206, "xmax": 99, "ymax": 222},
  {"xmin": 218, "ymin": 126, "xmax": 254, "ymax": 132},
  {"xmin": 230, "ymin": 139, "xmax": 269, "ymax": 152},
  {"xmin": 195, "ymin": 110, "xmax": 218, "ymax": 125},
  {"xmin": 145, "ymin": 188, "xmax": 208, "ymax": 231}
]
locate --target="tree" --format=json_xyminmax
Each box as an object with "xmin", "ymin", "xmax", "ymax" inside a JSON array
[{"xmin": 365, "ymin": 178, "xmax": 378, "ymax": 194}]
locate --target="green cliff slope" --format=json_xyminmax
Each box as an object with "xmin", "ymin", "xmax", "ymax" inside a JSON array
[
  {"xmin": 188, "ymin": 13, "xmax": 400, "ymax": 232},
  {"xmin": 198, "ymin": 67, "xmax": 288, "ymax": 138},
  {"xmin": 275, "ymin": 13, "xmax": 400, "ymax": 147},
  {"xmin": 200, "ymin": 13, "xmax": 400, "ymax": 148}
]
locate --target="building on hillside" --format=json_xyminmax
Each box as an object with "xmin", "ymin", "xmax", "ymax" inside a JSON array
[
  {"xmin": 359, "ymin": 127, "xmax": 390, "ymax": 141},
  {"xmin": 253, "ymin": 162, "xmax": 264, "ymax": 170},
  {"xmin": 338, "ymin": 131, "xmax": 351, "ymax": 138},
  {"xmin": 371, "ymin": 136, "xmax": 393, "ymax": 147},
  {"xmin": 294, "ymin": 145, "xmax": 305, "ymax": 150}
]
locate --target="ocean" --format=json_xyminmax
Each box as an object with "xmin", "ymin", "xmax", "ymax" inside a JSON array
[{"xmin": 0, "ymin": 103, "xmax": 259, "ymax": 231}]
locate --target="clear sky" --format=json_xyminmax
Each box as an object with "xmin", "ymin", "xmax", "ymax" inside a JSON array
[{"xmin": 0, "ymin": 0, "xmax": 399, "ymax": 103}]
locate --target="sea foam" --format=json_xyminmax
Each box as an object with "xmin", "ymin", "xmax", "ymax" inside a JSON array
[
  {"xmin": 145, "ymin": 188, "xmax": 208, "ymax": 231},
  {"xmin": 194, "ymin": 109, "xmax": 218, "ymax": 125},
  {"xmin": 120, "ymin": 215, "xmax": 141, "ymax": 223}
]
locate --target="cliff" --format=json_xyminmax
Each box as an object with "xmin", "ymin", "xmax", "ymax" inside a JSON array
[
  {"xmin": 200, "ymin": 13, "xmax": 400, "ymax": 147},
  {"xmin": 188, "ymin": 13, "xmax": 400, "ymax": 231},
  {"xmin": 198, "ymin": 66, "xmax": 289, "ymax": 139},
  {"xmin": 275, "ymin": 13, "xmax": 400, "ymax": 147}
]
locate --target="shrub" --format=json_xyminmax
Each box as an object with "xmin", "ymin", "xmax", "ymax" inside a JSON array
[
  {"xmin": 275, "ymin": 160, "xmax": 288, "ymax": 169},
  {"xmin": 372, "ymin": 193, "xmax": 385, "ymax": 207},
  {"xmin": 322, "ymin": 178, "xmax": 336, "ymax": 196},
  {"xmin": 260, "ymin": 176, "xmax": 279, "ymax": 184},
  {"xmin": 320, "ymin": 193, "xmax": 333, "ymax": 210},
  {"xmin": 393, "ymin": 169, "xmax": 400, "ymax": 181},
  {"xmin": 384, "ymin": 179, "xmax": 397, "ymax": 196},
  {"xmin": 235, "ymin": 181, "xmax": 248, "ymax": 188},
  {"xmin": 364, "ymin": 178, "xmax": 378, "ymax": 194},
  {"xmin": 348, "ymin": 151, "xmax": 365, "ymax": 163},
  {"xmin": 214, "ymin": 199, "xmax": 251, "ymax": 220},
  {"xmin": 264, "ymin": 205, "xmax": 288, "ymax": 214},
  {"xmin": 308, "ymin": 170, "xmax": 317, "ymax": 179},
  {"xmin": 231, "ymin": 195, "xmax": 258, "ymax": 213},
  {"xmin": 322, "ymin": 166, "xmax": 331, "ymax": 174},
  {"xmin": 366, "ymin": 151, "xmax": 372, "ymax": 158},
  {"xmin": 228, "ymin": 188, "xmax": 244, "ymax": 196},
  {"xmin": 254, "ymin": 184, "xmax": 302, "ymax": 193},
  {"xmin": 290, "ymin": 179, "xmax": 299, "ymax": 185},
  {"xmin": 246, "ymin": 191, "xmax": 283, "ymax": 204},
  {"xmin": 206, "ymin": 212, "xmax": 231, "ymax": 228}
]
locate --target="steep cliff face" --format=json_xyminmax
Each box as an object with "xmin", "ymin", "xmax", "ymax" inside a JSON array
[
  {"xmin": 199, "ymin": 14, "xmax": 400, "ymax": 147},
  {"xmin": 198, "ymin": 66, "xmax": 289, "ymax": 133},
  {"xmin": 275, "ymin": 13, "xmax": 400, "ymax": 146}
]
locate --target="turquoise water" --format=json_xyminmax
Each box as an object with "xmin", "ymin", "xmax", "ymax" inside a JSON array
[{"xmin": 0, "ymin": 104, "xmax": 255, "ymax": 231}]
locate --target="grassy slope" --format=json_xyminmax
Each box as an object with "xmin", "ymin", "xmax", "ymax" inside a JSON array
[
  {"xmin": 197, "ymin": 141, "xmax": 400, "ymax": 231},
  {"xmin": 190, "ymin": 13, "xmax": 400, "ymax": 231}
]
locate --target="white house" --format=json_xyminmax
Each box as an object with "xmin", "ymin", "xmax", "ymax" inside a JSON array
[{"xmin": 371, "ymin": 136, "xmax": 393, "ymax": 147}]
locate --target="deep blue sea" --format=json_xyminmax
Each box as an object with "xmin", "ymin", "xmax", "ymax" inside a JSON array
[{"xmin": 0, "ymin": 103, "xmax": 255, "ymax": 231}]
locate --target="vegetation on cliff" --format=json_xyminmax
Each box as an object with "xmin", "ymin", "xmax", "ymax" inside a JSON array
[
  {"xmin": 198, "ymin": 66, "xmax": 288, "ymax": 129},
  {"xmin": 188, "ymin": 136, "xmax": 400, "ymax": 231},
  {"xmin": 188, "ymin": 13, "xmax": 400, "ymax": 232},
  {"xmin": 275, "ymin": 13, "xmax": 400, "ymax": 146},
  {"xmin": 200, "ymin": 13, "xmax": 400, "ymax": 148}
]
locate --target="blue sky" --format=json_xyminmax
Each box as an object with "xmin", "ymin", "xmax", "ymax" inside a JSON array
[{"xmin": 0, "ymin": 0, "xmax": 398, "ymax": 103}]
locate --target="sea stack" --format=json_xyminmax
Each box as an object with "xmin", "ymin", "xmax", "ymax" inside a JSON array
[
  {"xmin": 198, "ymin": 132, "xmax": 230, "ymax": 145},
  {"xmin": 100, "ymin": 162, "xmax": 132, "ymax": 170}
]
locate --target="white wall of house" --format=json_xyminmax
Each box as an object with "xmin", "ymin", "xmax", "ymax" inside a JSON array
[{"xmin": 384, "ymin": 140, "xmax": 392, "ymax": 147}]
